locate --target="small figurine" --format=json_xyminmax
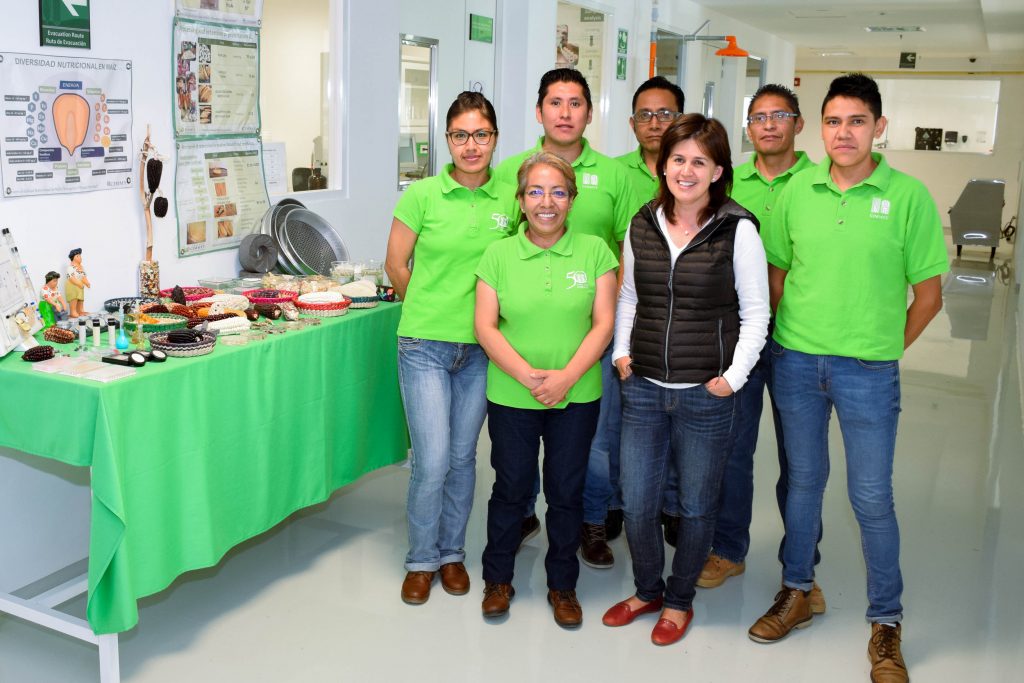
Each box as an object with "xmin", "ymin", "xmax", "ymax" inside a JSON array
[
  {"xmin": 65, "ymin": 248, "xmax": 91, "ymax": 318},
  {"xmin": 40, "ymin": 271, "xmax": 69, "ymax": 322}
]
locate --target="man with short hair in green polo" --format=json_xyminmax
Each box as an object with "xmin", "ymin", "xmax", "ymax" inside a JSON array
[
  {"xmin": 749, "ymin": 73, "xmax": 947, "ymax": 683},
  {"xmin": 494, "ymin": 67, "xmax": 640, "ymax": 570},
  {"xmin": 697, "ymin": 84, "xmax": 822, "ymax": 593},
  {"xmin": 616, "ymin": 76, "xmax": 685, "ymax": 203}
]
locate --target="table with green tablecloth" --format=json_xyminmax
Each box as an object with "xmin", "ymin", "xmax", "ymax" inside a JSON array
[{"xmin": 0, "ymin": 304, "xmax": 408, "ymax": 635}]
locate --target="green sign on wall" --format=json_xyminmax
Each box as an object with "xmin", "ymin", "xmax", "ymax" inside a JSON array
[
  {"xmin": 39, "ymin": 0, "xmax": 91, "ymax": 49},
  {"xmin": 469, "ymin": 14, "xmax": 493, "ymax": 44}
]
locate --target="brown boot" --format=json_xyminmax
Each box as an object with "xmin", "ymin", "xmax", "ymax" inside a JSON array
[
  {"xmin": 868, "ymin": 623, "xmax": 909, "ymax": 683},
  {"xmin": 696, "ymin": 554, "xmax": 745, "ymax": 588},
  {"xmin": 548, "ymin": 589, "xmax": 583, "ymax": 628},
  {"xmin": 748, "ymin": 587, "xmax": 813, "ymax": 643},
  {"xmin": 482, "ymin": 581, "xmax": 514, "ymax": 618},
  {"xmin": 809, "ymin": 581, "xmax": 827, "ymax": 614},
  {"xmin": 439, "ymin": 562, "xmax": 470, "ymax": 595},
  {"xmin": 401, "ymin": 571, "xmax": 435, "ymax": 605},
  {"xmin": 580, "ymin": 523, "xmax": 613, "ymax": 568}
]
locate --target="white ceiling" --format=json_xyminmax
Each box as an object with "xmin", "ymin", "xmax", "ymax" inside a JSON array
[{"xmin": 691, "ymin": 1, "xmax": 1024, "ymax": 67}]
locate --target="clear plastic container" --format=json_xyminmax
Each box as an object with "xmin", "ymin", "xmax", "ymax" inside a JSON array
[{"xmin": 331, "ymin": 260, "xmax": 354, "ymax": 284}]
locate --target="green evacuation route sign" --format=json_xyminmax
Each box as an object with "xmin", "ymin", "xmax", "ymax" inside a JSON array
[{"xmin": 39, "ymin": 0, "xmax": 91, "ymax": 49}]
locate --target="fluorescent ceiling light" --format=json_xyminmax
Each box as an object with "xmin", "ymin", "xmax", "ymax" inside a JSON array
[
  {"xmin": 817, "ymin": 51, "xmax": 855, "ymax": 56},
  {"xmin": 865, "ymin": 25, "xmax": 925, "ymax": 33}
]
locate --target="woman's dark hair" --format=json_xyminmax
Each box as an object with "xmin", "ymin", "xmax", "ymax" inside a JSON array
[
  {"xmin": 445, "ymin": 91, "xmax": 498, "ymax": 131},
  {"xmin": 655, "ymin": 114, "xmax": 733, "ymax": 226},
  {"xmin": 536, "ymin": 68, "xmax": 592, "ymax": 110}
]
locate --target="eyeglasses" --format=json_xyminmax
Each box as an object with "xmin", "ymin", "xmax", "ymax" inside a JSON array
[
  {"xmin": 446, "ymin": 129, "xmax": 496, "ymax": 145},
  {"xmin": 746, "ymin": 111, "xmax": 799, "ymax": 126},
  {"xmin": 524, "ymin": 188, "xmax": 570, "ymax": 201},
  {"xmin": 633, "ymin": 109, "xmax": 682, "ymax": 124}
]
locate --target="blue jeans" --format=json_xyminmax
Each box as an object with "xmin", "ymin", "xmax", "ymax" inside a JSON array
[
  {"xmin": 770, "ymin": 340, "xmax": 903, "ymax": 623},
  {"xmin": 581, "ymin": 348, "xmax": 623, "ymax": 523},
  {"xmin": 482, "ymin": 400, "xmax": 600, "ymax": 590},
  {"xmin": 398, "ymin": 338, "xmax": 488, "ymax": 572},
  {"xmin": 619, "ymin": 376, "xmax": 735, "ymax": 612},
  {"xmin": 711, "ymin": 342, "xmax": 822, "ymax": 565}
]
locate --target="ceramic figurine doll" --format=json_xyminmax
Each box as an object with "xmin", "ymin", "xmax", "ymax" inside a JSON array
[
  {"xmin": 65, "ymin": 248, "xmax": 91, "ymax": 318},
  {"xmin": 40, "ymin": 271, "xmax": 69, "ymax": 321}
]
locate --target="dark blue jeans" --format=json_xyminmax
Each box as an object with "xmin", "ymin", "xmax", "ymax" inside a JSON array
[
  {"xmin": 482, "ymin": 400, "xmax": 600, "ymax": 591},
  {"xmin": 619, "ymin": 377, "xmax": 735, "ymax": 612},
  {"xmin": 771, "ymin": 341, "xmax": 904, "ymax": 622},
  {"xmin": 711, "ymin": 341, "xmax": 822, "ymax": 566}
]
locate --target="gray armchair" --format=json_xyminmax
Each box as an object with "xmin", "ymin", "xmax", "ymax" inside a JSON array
[{"xmin": 949, "ymin": 179, "xmax": 1005, "ymax": 259}]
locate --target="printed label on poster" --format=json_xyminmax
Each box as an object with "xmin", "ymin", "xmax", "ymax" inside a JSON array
[
  {"xmin": 173, "ymin": 19, "xmax": 259, "ymax": 138},
  {"xmin": 176, "ymin": 137, "xmax": 269, "ymax": 256},
  {"xmin": 176, "ymin": 0, "xmax": 263, "ymax": 26},
  {"xmin": 0, "ymin": 52, "xmax": 133, "ymax": 197}
]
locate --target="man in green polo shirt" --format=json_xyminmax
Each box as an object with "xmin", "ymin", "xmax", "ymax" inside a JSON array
[
  {"xmin": 616, "ymin": 76, "xmax": 685, "ymax": 203},
  {"xmin": 494, "ymin": 68, "xmax": 640, "ymax": 569},
  {"xmin": 698, "ymin": 84, "xmax": 822, "ymax": 593},
  {"xmin": 749, "ymin": 73, "xmax": 947, "ymax": 683}
]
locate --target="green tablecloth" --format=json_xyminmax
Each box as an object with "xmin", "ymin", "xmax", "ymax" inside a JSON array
[{"xmin": 0, "ymin": 305, "xmax": 409, "ymax": 634}]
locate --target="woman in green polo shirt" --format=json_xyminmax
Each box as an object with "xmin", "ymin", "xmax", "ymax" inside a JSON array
[
  {"xmin": 474, "ymin": 152, "xmax": 617, "ymax": 628},
  {"xmin": 384, "ymin": 92, "xmax": 518, "ymax": 607}
]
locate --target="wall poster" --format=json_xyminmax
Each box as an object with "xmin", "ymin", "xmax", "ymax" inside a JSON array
[
  {"xmin": 0, "ymin": 52, "xmax": 133, "ymax": 197},
  {"xmin": 176, "ymin": 0, "xmax": 264, "ymax": 27},
  {"xmin": 173, "ymin": 19, "xmax": 260, "ymax": 138},
  {"xmin": 175, "ymin": 137, "xmax": 269, "ymax": 256}
]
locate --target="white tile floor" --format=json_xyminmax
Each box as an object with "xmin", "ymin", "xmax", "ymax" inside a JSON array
[{"xmin": 2, "ymin": 242, "xmax": 1023, "ymax": 682}]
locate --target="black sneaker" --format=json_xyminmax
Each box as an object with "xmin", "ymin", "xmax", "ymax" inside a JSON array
[
  {"xmin": 605, "ymin": 508, "xmax": 624, "ymax": 541},
  {"xmin": 517, "ymin": 514, "xmax": 541, "ymax": 553},
  {"xmin": 661, "ymin": 512, "xmax": 680, "ymax": 548}
]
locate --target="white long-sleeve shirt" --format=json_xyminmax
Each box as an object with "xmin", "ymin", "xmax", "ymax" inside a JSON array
[{"xmin": 612, "ymin": 206, "xmax": 770, "ymax": 392}]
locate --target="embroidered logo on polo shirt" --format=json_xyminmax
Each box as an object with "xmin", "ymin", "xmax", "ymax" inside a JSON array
[
  {"xmin": 491, "ymin": 213, "xmax": 510, "ymax": 231},
  {"xmin": 580, "ymin": 172, "xmax": 599, "ymax": 188},
  {"xmin": 869, "ymin": 198, "xmax": 891, "ymax": 220},
  {"xmin": 565, "ymin": 271, "xmax": 589, "ymax": 289}
]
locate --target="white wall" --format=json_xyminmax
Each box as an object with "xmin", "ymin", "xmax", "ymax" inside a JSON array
[
  {"xmin": 494, "ymin": 0, "xmax": 796, "ymax": 163},
  {"xmin": 793, "ymin": 71, "xmax": 1024, "ymax": 230}
]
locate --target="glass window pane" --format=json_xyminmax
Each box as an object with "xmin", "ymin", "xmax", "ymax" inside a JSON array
[{"xmin": 399, "ymin": 40, "xmax": 435, "ymax": 189}]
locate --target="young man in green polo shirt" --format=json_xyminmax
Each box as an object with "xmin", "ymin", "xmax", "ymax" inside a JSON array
[
  {"xmin": 699, "ymin": 85, "xmax": 823, "ymax": 595},
  {"xmin": 749, "ymin": 73, "xmax": 947, "ymax": 683},
  {"xmin": 616, "ymin": 76, "xmax": 685, "ymax": 203},
  {"xmin": 494, "ymin": 68, "xmax": 640, "ymax": 569}
]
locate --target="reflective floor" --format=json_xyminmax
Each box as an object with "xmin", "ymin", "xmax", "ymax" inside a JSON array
[{"xmin": 3, "ymin": 241, "xmax": 1023, "ymax": 682}]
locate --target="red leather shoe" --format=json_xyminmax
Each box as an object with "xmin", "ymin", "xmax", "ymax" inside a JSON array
[
  {"xmin": 651, "ymin": 609, "xmax": 694, "ymax": 646},
  {"xmin": 602, "ymin": 596, "xmax": 664, "ymax": 627}
]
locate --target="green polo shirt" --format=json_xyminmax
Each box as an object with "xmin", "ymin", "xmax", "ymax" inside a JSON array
[
  {"xmin": 394, "ymin": 164, "xmax": 518, "ymax": 343},
  {"xmin": 494, "ymin": 137, "xmax": 641, "ymax": 259},
  {"xmin": 615, "ymin": 146, "xmax": 659, "ymax": 202},
  {"xmin": 476, "ymin": 227, "xmax": 618, "ymax": 409},
  {"xmin": 730, "ymin": 151, "xmax": 814, "ymax": 230},
  {"xmin": 763, "ymin": 153, "xmax": 949, "ymax": 360}
]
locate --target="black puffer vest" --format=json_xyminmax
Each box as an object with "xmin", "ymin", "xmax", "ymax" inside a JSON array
[{"xmin": 629, "ymin": 198, "xmax": 757, "ymax": 384}]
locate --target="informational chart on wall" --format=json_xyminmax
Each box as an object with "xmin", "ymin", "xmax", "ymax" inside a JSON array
[
  {"xmin": 175, "ymin": 137, "xmax": 269, "ymax": 256},
  {"xmin": 173, "ymin": 19, "xmax": 260, "ymax": 138},
  {"xmin": 0, "ymin": 53, "xmax": 133, "ymax": 197},
  {"xmin": 176, "ymin": 0, "xmax": 264, "ymax": 27}
]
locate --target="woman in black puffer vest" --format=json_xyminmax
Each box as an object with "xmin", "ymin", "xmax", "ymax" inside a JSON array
[{"xmin": 600, "ymin": 115, "xmax": 770, "ymax": 646}]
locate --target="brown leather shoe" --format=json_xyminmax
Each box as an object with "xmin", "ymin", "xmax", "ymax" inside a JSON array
[
  {"xmin": 580, "ymin": 523, "xmax": 613, "ymax": 568},
  {"xmin": 809, "ymin": 581, "xmax": 827, "ymax": 614},
  {"xmin": 401, "ymin": 571, "xmax": 435, "ymax": 605},
  {"xmin": 696, "ymin": 554, "xmax": 746, "ymax": 588},
  {"xmin": 548, "ymin": 589, "xmax": 583, "ymax": 628},
  {"xmin": 482, "ymin": 581, "xmax": 514, "ymax": 618},
  {"xmin": 439, "ymin": 562, "xmax": 470, "ymax": 595},
  {"xmin": 748, "ymin": 587, "xmax": 813, "ymax": 643},
  {"xmin": 868, "ymin": 623, "xmax": 909, "ymax": 683}
]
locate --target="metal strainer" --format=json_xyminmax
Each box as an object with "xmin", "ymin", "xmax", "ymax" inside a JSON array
[{"xmin": 278, "ymin": 208, "xmax": 350, "ymax": 276}]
